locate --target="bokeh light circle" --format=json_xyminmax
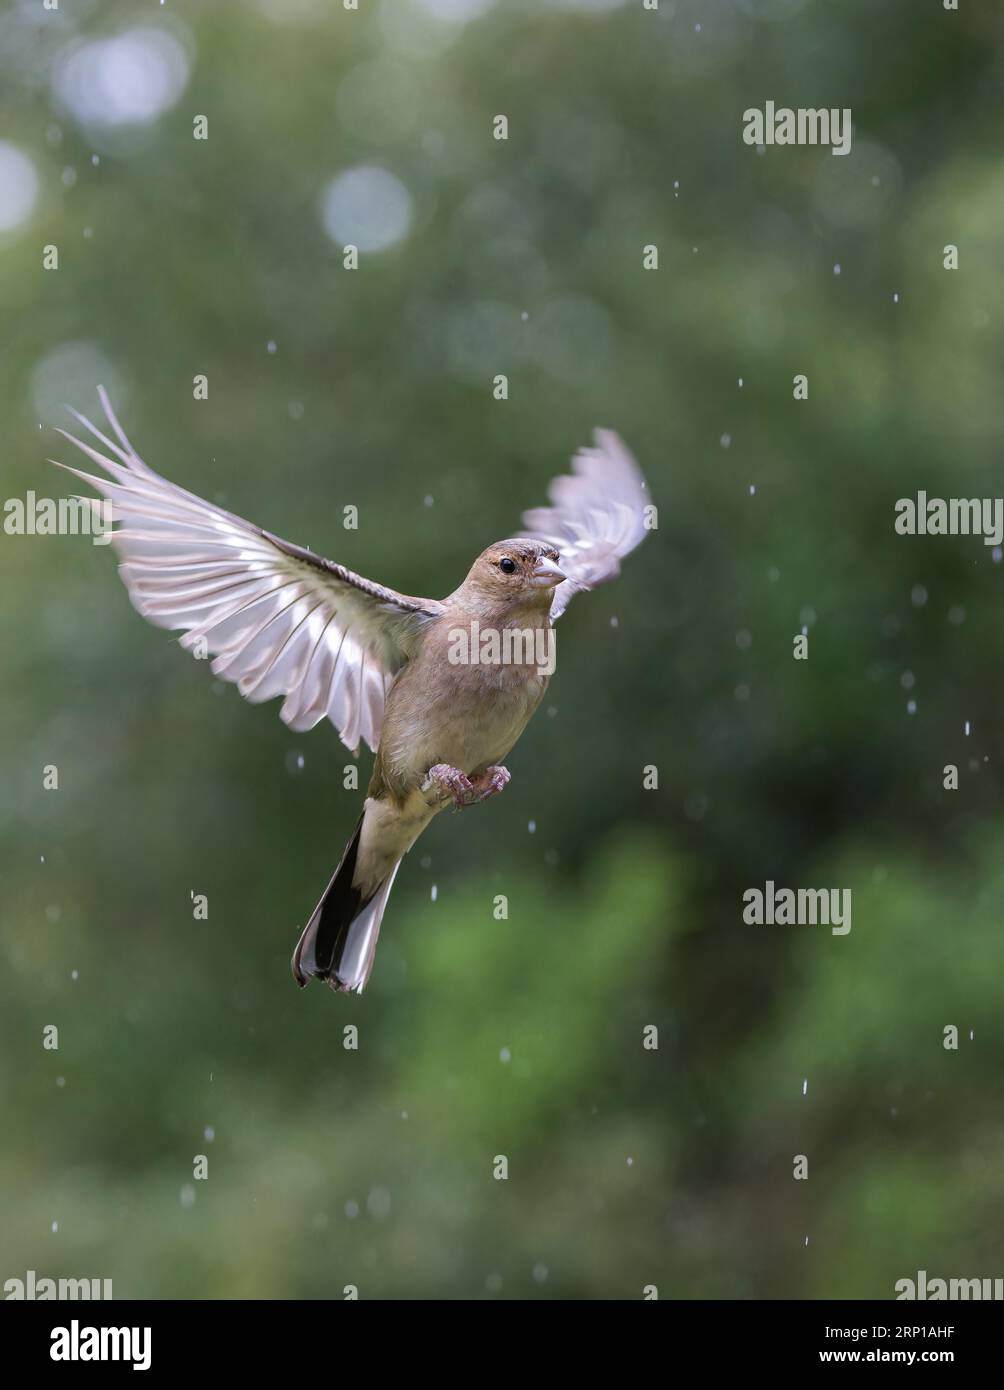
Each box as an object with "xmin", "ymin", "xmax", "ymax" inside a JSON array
[
  {"xmin": 0, "ymin": 142, "xmax": 39, "ymax": 234},
  {"xmin": 320, "ymin": 167, "xmax": 413, "ymax": 253}
]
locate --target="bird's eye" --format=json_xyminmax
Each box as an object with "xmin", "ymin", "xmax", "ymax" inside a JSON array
[{"xmin": 498, "ymin": 557, "xmax": 517, "ymax": 574}]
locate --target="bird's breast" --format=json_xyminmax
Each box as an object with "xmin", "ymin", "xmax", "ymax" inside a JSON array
[{"xmin": 378, "ymin": 625, "xmax": 551, "ymax": 791}]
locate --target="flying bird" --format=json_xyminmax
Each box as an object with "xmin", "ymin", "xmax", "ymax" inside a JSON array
[{"xmin": 53, "ymin": 391, "xmax": 652, "ymax": 994}]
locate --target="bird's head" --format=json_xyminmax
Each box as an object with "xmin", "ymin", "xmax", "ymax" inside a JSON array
[{"xmin": 456, "ymin": 539, "xmax": 566, "ymax": 611}]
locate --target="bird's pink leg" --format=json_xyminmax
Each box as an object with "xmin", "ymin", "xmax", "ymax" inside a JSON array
[
  {"xmin": 422, "ymin": 764, "xmax": 511, "ymax": 808},
  {"xmin": 423, "ymin": 763, "xmax": 477, "ymax": 807},
  {"xmin": 469, "ymin": 765, "xmax": 511, "ymax": 802}
]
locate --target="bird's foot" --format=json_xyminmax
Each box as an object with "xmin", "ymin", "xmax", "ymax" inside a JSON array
[
  {"xmin": 423, "ymin": 763, "xmax": 478, "ymax": 807},
  {"xmin": 422, "ymin": 763, "xmax": 511, "ymax": 808},
  {"xmin": 469, "ymin": 765, "xmax": 511, "ymax": 802}
]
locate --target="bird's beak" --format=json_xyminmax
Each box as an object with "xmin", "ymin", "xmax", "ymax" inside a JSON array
[{"xmin": 531, "ymin": 555, "xmax": 566, "ymax": 588}]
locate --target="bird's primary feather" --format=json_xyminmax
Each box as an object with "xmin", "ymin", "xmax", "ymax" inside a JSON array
[
  {"xmin": 520, "ymin": 427, "xmax": 652, "ymax": 621},
  {"xmin": 52, "ymin": 388, "xmax": 444, "ymax": 753}
]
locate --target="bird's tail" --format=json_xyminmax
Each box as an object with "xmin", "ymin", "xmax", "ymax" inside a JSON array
[{"xmin": 291, "ymin": 816, "xmax": 402, "ymax": 994}]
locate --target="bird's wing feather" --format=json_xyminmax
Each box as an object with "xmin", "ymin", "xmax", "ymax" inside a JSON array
[
  {"xmin": 520, "ymin": 428, "xmax": 651, "ymax": 621},
  {"xmin": 52, "ymin": 389, "xmax": 444, "ymax": 753}
]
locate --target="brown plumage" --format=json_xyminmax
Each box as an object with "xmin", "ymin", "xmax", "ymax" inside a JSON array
[{"xmin": 53, "ymin": 391, "xmax": 652, "ymax": 993}]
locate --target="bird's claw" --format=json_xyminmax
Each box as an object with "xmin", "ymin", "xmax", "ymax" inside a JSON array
[
  {"xmin": 470, "ymin": 765, "xmax": 511, "ymax": 802},
  {"xmin": 423, "ymin": 763, "xmax": 511, "ymax": 808},
  {"xmin": 424, "ymin": 763, "xmax": 477, "ymax": 807}
]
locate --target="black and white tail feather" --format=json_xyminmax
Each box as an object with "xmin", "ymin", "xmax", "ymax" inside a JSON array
[{"xmin": 291, "ymin": 818, "xmax": 402, "ymax": 993}]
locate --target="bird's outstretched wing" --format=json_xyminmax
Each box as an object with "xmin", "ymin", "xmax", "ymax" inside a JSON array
[
  {"xmin": 52, "ymin": 389, "xmax": 444, "ymax": 753},
  {"xmin": 520, "ymin": 429, "xmax": 652, "ymax": 621}
]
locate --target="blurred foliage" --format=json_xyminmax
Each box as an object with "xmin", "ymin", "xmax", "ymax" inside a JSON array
[{"xmin": 2, "ymin": 0, "xmax": 1004, "ymax": 1299}]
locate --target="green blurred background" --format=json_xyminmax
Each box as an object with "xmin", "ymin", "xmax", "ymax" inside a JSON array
[{"xmin": 2, "ymin": 0, "xmax": 1003, "ymax": 1299}]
